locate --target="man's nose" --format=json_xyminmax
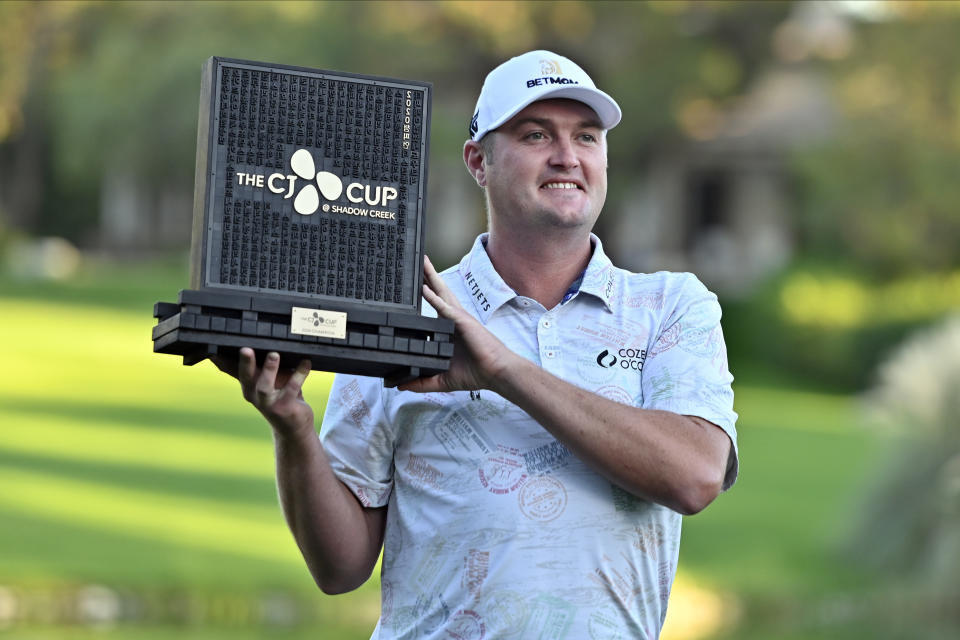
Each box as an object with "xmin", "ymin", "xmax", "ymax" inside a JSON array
[{"xmin": 549, "ymin": 138, "xmax": 579, "ymax": 169}]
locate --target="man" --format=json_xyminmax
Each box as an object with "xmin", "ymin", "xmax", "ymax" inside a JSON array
[{"xmin": 222, "ymin": 50, "xmax": 738, "ymax": 639}]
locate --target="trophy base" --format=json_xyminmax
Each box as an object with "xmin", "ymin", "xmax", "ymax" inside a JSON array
[{"xmin": 152, "ymin": 290, "xmax": 454, "ymax": 386}]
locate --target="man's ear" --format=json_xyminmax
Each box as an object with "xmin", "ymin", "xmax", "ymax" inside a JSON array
[{"xmin": 463, "ymin": 139, "xmax": 487, "ymax": 187}]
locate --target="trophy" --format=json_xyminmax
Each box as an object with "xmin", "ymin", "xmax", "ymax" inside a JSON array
[{"xmin": 152, "ymin": 57, "xmax": 453, "ymax": 384}]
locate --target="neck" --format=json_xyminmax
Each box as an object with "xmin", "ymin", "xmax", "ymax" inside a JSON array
[{"xmin": 485, "ymin": 226, "xmax": 593, "ymax": 309}]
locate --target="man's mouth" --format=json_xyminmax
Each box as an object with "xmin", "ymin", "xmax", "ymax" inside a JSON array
[{"xmin": 541, "ymin": 181, "xmax": 582, "ymax": 191}]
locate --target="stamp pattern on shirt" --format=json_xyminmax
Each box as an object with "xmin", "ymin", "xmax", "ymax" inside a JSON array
[
  {"xmin": 518, "ymin": 475, "xmax": 567, "ymax": 522},
  {"xmin": 479, "ymin": 445, "xmax": 528, "ymax": 494}
]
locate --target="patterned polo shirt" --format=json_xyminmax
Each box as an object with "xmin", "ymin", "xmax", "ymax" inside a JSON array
[{"xmin": 320, "ymin": 233, "xmax": 739, "ymax": 640}]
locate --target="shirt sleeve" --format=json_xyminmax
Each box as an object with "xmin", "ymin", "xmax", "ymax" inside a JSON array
[
  {"xmin": 642, "ymin": 273, "xmax": 740, "ymax": 490},
  {"xmin": 319, "ymin": 374, "xmax": 397, "ymax": 507}
]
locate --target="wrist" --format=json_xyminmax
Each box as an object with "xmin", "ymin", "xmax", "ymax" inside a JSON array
[
  {"xmin": 269, "ymin": 414, "xmax": 318, "ymax": 445},
  {"xmin": 487, "ymin": 351, "xmax": 534, "ymax": 398}
]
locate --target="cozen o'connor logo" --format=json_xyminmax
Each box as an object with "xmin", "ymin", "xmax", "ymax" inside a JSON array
[
  {"xmin": 233, "ymin": 149, "xmax": 398, "ymax": 219},
  {"xmin": 596, "ymin": 349, "xmax": 618, "ymax": 368},
  {"xmin": 596, "ymin": 348, "xmax": 647, "ymax": 371}
]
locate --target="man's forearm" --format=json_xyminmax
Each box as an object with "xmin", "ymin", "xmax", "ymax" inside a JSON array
[
  {"xmin": 273, "ymin": 426, "xmax": 386, "ymax": 594},
  {"xmin": 492, "ymin": 355, "xmax": 731, "ymax": 515}
]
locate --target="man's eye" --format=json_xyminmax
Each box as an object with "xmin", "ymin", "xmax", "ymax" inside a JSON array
[
  {"xmin": 580, "ymin": 133, "xmax": 597, "ymax": 143},
  {"xmin": 526, "ymin": 131, "xmax": 545, "ymax": 140}
]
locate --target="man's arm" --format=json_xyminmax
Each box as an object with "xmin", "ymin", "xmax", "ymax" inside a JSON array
[
  {"xmin": 398, "ymin": 258, "xmax": 732, "ymax": 515},
  {"xmin": 493, "ymin": 359, "xmax": 730, "ymax": 515},
  {"xmin": 218, "ymin": 349, "xmax": 386, "ymax": 593}
]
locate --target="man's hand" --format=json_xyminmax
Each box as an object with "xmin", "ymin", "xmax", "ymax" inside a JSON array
[
  {"xmin": 214, "ymin": 348, "xmax": 314, "ymax": 437},
  {"xmin": 396, "ymin": 256, "xmax": 519, "ymax": 394}
]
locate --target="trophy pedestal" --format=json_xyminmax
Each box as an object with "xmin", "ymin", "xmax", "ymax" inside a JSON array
[{"xmin": 153, "ymin": 290, "xmax": 453, "ymax": 385}]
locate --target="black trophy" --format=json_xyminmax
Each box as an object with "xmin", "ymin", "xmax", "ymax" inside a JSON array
[{"xmin": 152, "ymin": 57, "xmax": 453, "ymax": 384}]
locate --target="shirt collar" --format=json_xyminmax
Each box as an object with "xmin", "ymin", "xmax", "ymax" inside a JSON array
[
  {"xmin": 576, "ymin": 234, "xmax": 616, "ymax": 312},
  {"xmin": 457, "ymin": 233, "xmax": 617, "ymax": 321},
  {"xmin": 457, "ymin": 234, "xmax": 518, "ymax": 322}
]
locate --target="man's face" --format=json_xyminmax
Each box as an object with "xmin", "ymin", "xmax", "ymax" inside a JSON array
[{"xmin": 476, "ymin": 99, "xmax": 608, "ymax": 235}]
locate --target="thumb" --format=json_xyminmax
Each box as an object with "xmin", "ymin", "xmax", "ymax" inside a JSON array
[{"xmin": 396, "ymin": 373, "xmax": 445, "ymax": 393}]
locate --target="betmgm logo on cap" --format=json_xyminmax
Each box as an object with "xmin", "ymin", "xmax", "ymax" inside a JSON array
[{"xmin": 469, "ymin": 50, "xmax": 622, "ymax": 141}]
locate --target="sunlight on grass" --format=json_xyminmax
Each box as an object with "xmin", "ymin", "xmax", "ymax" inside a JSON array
[
  {"xmin": 0, "ymin": 298, "xmax": 333, "ymax": 412},
  {"xmin": 0, "ymin": 467, "xmax": 301, "ymax": 566},
  {"xmin": 0, "ymin": 294, "xmax": 337, "ymax": 589},
  {"xmin": 2, "ymin": 409, "xmax": 274, "ymax": 480},
  {"xmin": 779, "ymin": 269, "xmax": 960, "ymax": 329},
  {"xmin": 733, "ymin": 383, "xmax": 858, "ymax": 434},
  {"xmin": 661, "ymin": 570, "xmax": 741, "ymax": 640}
]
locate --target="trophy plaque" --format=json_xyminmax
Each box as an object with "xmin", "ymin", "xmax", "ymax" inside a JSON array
[{"xmin": 152, "ymin": 57, "xmax": 453, "ymax": 383}]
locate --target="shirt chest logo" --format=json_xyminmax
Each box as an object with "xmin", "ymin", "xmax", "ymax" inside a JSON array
[{"xmin": 596, "ymin": 348, "xmax": 647, "ymax": 371}]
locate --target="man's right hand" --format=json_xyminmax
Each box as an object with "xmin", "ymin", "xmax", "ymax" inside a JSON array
[{"xmin": 214, "ymin": 347, "xmax": 314, "ymax": 438}]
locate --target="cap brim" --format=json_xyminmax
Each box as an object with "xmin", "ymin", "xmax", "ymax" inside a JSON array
[{"xmin": 479, "ymin": 86, "xmax": 622, "ymax": 140}]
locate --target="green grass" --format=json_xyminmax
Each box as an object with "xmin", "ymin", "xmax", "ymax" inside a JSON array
[
  {"xmin": 0, "ymin": 261, "xmax": 908, "ymax": 638},
  {"xmin": 0, "ymin": 264, "xmax": 376, "ymax": 637},
  {"xmin": 679, "ymin": 383, "xmax": 883, "ymax": 595}
]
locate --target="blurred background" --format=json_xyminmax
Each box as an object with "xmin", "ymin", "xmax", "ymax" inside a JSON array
[{"xmin": 2, "ymin": 1, "xmax": 959, "ymax": 638}]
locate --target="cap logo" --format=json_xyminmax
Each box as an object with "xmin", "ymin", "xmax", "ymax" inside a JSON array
[
  {"xmin": 540, "ymin": 59, "xmax": 563, "ymax": 75},
  {"xmin": 470, "ymin": 110, "xmax": 479, "ymax": 137},
  {"xmin": 527, "ymin": 58, "xmax": 578, "ymax": 89}
]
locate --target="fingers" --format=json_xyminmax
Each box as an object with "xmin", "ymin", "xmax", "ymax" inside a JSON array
[
  {"xmin": 238, "ymin": 347, "xmax": 258, "ymax": 401},
  {"xmin": 285, "ymin": 359, "xmax": 312, "ymax": 400},
  {"xmin": 423, "ymin": 255, "xmax": 466, "ymax": 321},
  {"xmin": 423, "ymin": 255, "xmax": 460, "ymax": 308},
  {"xmin": 424, "ymin": 253, "xmax": 439, "ymax": 281},
  {"xmin": 256, "ymin": 352, "xmax": 281, "ymax": 401},
  {"xmin": 422, "ymin": 283, "xmax": 451, "ymax": 318},
  {"xmin": 236, "ymin": 349, "xmax": 311, "ymax": 405}
]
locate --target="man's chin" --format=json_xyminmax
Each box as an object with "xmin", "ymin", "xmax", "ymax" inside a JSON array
[{"xmin": 535, "ymin": 207, "xmax": 599, "ymax": 231}]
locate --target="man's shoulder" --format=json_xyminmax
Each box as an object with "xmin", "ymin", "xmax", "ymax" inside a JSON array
[{"xmin": 611, "ymin": 265, "xmax": 708, "ymax": 297}]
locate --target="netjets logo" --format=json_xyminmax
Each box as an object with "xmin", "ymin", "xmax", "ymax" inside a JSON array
[
  {"xmin": 233, "ymin": 149, "xmax": 398, "ymax": 218},
  {"xmin": 596, "ymin": 348, "xmax": 647, "ymax": 371}
]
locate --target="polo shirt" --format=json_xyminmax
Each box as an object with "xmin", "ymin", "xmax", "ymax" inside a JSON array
[{"xmin": 320, "ymin": 233, "xmax": 738, "ymax": 639}]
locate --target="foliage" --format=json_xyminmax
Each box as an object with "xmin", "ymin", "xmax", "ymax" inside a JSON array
[
  {"xmin": 0, "ymin": 0, "xmax": 792, "ymax": 247},
  {"xmin": 845, "ymin": 314, "xmax": 960, "ymax": 599},
  {"xmin": 722, "ymin": 261, "xmax": 960, "ymax": 391},
  {"xmin": 779, "ymin": 269, "xmax": 960, "ymax": 329},
  {"xmin": 867, "ymin": 313, "xmax": 960, "ymax": 433},
  {"xmin": 5, "ymin": 0, "xmax": 956, "ymax": 281},
  {"xmin": 791, "ymin": 4, "xmax": 960, "ymax": 277}
]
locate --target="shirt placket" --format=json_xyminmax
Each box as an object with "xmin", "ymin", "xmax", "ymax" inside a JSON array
[{"xmin": 537, "ymin": 306, "xmax": 563, "ymax": 375}]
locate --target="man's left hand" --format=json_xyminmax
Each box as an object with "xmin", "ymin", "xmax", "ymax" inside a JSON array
[{"xmin": 393, "ymin": 256, "xmax": 516, "ymax": 394}]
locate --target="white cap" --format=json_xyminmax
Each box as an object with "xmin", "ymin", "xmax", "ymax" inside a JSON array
[{"xmin": 469, "ymin": 50, "xmax": 622, "ymax": 141}]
